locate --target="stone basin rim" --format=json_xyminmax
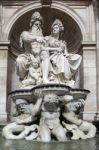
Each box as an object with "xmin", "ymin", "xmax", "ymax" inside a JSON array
[{"xmin": 8, "ymin": 84, "xmax": 90, "ymax": 96}]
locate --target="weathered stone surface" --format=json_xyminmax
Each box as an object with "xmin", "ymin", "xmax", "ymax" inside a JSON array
[
  {"xmin": 0, "ymin": 50, "xmax": 8, "ymax": 122},
  {"xmin": 0, "ymin": 0, "xmax": 98, "ymax": 130}
]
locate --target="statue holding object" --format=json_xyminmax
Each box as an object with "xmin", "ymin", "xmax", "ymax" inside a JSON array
[{"xmin": 16, "ymin": 12, "xmax": 81, "ymax": 88}]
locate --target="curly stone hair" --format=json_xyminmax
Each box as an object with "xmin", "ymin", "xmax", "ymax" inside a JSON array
[{"xmin": 44, "ymin": 94, "xmax": 61, "ymax": 103}]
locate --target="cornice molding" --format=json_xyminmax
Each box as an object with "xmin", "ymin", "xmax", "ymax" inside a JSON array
[
  {"xmin": 80, "ymin": 41, "xmax": 96, "ymax": 51},
  {"xmin": 1, "ymin": 0, "xmax": 91, "ymax": 6},
  {"xmin": 53, "ymin": 0, "xmax": 91, "ymax": 6},
  {"xmin": 0, "ymin": 41, "xmax": 10, "ymax": 50}
]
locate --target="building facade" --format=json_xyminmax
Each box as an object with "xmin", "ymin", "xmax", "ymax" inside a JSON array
[{"xmin": 0, "ymin": 0, "xmax": 99, "ymax": 124}]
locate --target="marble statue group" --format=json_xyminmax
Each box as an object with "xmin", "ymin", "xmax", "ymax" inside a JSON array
[
  {"xmin": 2, "ymin": 12, "xmax": 96, "ymax": 142},
  {"xmin": 16, "ymin": 11, "xmax": 81, "ymax": 88}
]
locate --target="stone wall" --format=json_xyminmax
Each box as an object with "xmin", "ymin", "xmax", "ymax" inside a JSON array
[
  {"xmin": 0, "ymin": 43, "xmax": 9, "ymax": 123},
  {"xmin": 0, "ymin": 0, "xmax": 97, "ymax": 122}
]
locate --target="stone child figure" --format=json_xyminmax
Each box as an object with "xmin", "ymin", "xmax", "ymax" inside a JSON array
[{"xmin": 22, "ymin": 58, "xmax": 42, "ymax": 88}]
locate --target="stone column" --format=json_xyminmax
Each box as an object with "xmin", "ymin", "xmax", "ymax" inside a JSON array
[
  {"xmin": 81, "ymin": 42, "xmax": 97, "ymax": 121},
  {"xmin": 0, "ymin": 42, "xmax": 9, "ymax": 124}
]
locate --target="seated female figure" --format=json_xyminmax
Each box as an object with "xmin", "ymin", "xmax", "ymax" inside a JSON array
[{"xmin": 43, "ymin": 19, "xmax": 82, "ymax": 87}]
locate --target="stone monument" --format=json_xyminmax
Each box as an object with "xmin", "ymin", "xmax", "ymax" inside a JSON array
[{"xmin": 2, "ymin": 11, "xmax": 96, "ymax": 142}]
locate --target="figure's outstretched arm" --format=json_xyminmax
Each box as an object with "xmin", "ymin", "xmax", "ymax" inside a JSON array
[
  {"xmin": 41, "ymin": 45, "xmax": 62, "ymax": 52},
  {"xmin": 20, "ymin": 31, "xmax": 43, "ymax": 43},
  {"xmin": 29, "ymin": 98, "xmax": 42, "ymax": 116}
]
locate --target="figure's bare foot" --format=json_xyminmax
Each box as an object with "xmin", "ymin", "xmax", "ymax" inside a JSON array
[
  {"xmin": 65, "ymin": 80, "xmax": 75, "ymax": 88},
  {"xmin": 43, "ymin": 78, "xmax": 50, "ymax": 84}
]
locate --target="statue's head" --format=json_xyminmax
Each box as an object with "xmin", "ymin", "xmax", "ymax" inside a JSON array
[
  {"xmin": 32, "ymin": 60, "xmax": 39, "ymax": 69},
  {"xmin": 43, "ymin": 94, "xmax": 60, "ymax": 112},
  {"xmin": 51, "ymin": 19, "xmax": 64, "ymax": 36},
  {"xmin": 30, "ymin": 11, "xmax": 43, "ymax": 29},
  {"xmin": 65, "ymin": 99, "xmax": 85, "ymax": 114},
  {"xmin": 15, "ymin": 99, "xmax": 30, "ymax": 115},
  {"xmin": 30, "ymin": 40, "xmax": 41, "ymax": 55}
]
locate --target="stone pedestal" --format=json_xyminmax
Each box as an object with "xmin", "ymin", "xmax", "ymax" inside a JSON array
[{"xmin": 0, "ymin": 42, "xmax": 9, "ymax": 123}]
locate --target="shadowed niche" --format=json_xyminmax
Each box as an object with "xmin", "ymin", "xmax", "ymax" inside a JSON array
[{"xmin": 9, "ymin": 7, "xmax": 82, "ymax": 57}]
